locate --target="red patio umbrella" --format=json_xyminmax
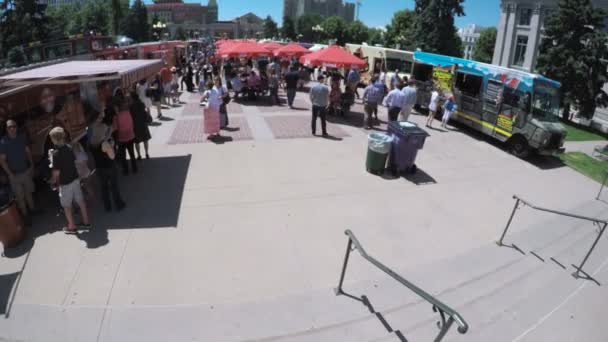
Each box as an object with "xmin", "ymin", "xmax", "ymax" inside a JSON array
[
  {"xmin": 261, "ymin": 42, "xmax": 283, "ymax": 52},
  {"xmin": 274, "ymin": 43, "xmax": 311, "ymax": 58},
  {"xmin": 299, "ymin": 45, "xmax": 366, "ymax": 69},
  {"xmin": 219, "ymin": 41, "xmax": 271, "ymax": 59}
]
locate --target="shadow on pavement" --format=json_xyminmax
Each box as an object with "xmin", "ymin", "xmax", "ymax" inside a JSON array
[
  {"xmin": 3, "ymin": 155, "xmax": 192, "ymax": 256},
  {"xmin": 527, "ymin": 155, "xmax": 566, "ymax": 170},
  {"xmin": 326, "ymin": 110, "xmax": 365, "ymax": 129},
  {"xmin": 0, "ymin": 271, "xmax": 19, "ymax": 316}
]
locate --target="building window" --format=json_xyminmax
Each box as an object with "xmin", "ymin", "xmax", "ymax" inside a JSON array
[
  {"xmin": 513, "ymin": 35, "xmax": 528, "ymax": 66},
  {"xmin": 518, "ymin": 8, "xmax": 532, "ymax": 26}
]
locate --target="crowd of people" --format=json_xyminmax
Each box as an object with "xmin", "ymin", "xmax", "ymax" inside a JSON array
[{"xmin": 0, "ymin": 81, "xmax": 154, "ymax": 234}]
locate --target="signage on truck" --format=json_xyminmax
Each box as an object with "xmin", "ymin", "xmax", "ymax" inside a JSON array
[
  {"xmin": 433, "ymin": 67, "xmax": 453, "ymax": 94},
  {"xmin": 496, "ymin": 114, "xmax": 514, "ymax": 133}
]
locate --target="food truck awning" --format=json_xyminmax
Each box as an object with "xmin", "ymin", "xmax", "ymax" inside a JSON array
[{"xmin": 0, "ymin": 60, "xmax": 164, "ymax": 88}]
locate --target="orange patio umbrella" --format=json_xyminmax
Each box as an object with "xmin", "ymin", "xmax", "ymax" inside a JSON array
[
  {"xmin": 274, "ymin": 43, "xmax": 311, "ymax": 58},
  {"xmin": 299, "ymin": 45, "xmax": 366, "ymax": 69}
]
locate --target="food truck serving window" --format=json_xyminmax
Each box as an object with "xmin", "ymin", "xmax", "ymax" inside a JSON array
[
  {"xmin": 385, "ymin": 58, "xmax": 412, "ymax": 74},
  {"xmin": 455, "ymin": 72, "xmax": 482, "ymax": 97},
  {"xmin": 412, "ymin": 63, "xmax": 434, "ymax": 82}
]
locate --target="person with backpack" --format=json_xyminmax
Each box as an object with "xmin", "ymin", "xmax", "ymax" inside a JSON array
[
  {"xmin": 48, "ymin": 126, "xmax": 91, "ymax": 234},
  {"xmin": 442, "ymin": 96, "xmax": 457, "ymax": 128}
]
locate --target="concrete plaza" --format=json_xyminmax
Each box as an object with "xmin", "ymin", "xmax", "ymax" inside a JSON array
[{"xmin": 1, "ymin": 88, "xmax": 608, "ymax": 341}]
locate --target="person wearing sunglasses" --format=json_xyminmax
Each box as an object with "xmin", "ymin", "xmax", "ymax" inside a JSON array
[{"xmin": 0, "ymin": 120, "xmax": 37, "ymax": 224}]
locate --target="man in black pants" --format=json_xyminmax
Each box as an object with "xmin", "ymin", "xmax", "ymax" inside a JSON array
[
  {"xmin": 383, "ymin": 81, "xmax": 406, "ymax": 122},
  {"xmin": 309, "ymin": 75, "xmax": 330, "ymax": 136}
]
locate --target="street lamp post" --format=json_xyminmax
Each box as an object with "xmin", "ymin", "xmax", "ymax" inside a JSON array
[
  {"xmin": 152, "ymin": 21, "xmax": 167, "ymax": 41},
  {"xmin": 312, "ymin": 24, "xmax": 324, "ymax": 43}
]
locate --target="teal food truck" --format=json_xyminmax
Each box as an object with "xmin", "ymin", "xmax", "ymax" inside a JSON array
[{"xmin": 412, "ymin": 51, "xmax": 566, "ymax": 157}]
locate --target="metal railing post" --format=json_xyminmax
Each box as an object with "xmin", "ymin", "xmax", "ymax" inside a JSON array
[
  {"xmin": 335, "ymin": 235, "xmax": 353, "ymax": 296},
  {"xmin": 597, "ymin": 171, "xmax": 608, "ymax": 200},
  {"xmin": 497, "ymin": 197, "xmax": 520, "ymax": 246},
  {"xmin": 434, "ymin": 316, "xmax": 455, "ymax": 342},
  {"xmin": 573, "ymin": 222, "xmax": 608, "ymax": 278}
]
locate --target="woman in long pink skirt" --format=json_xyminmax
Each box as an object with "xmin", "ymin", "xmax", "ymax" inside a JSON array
[{"xmin": 201, "ymin": 80, "xmax": 222, "ymax": 137}]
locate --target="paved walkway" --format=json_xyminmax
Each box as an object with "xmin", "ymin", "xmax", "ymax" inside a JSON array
[
  {"xmin": 1, "ymin": 88, "xmax": 607, "ymax": 341},
  {"xmin": 564, "ymin": 140, "xmax": 606, "ymax": 156}
]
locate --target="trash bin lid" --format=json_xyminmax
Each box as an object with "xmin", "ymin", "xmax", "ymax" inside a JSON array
[{"xmin": 388, "ymin": 121, "xmax": 429, "ymax": 137}]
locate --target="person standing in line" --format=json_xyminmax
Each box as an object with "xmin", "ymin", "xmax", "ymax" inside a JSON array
[
  {"xmin": 216, "ymin": 77, "xmax": 230, "ymax": 129},
  {"xmin": 201, "ymin": 80, "xmax": 222, "ymax": 138},
  {"xmin": 284, "ymin": 66, "xmax": 300, "ymax": 108},
  {"xmin": 160, "ymin": 64, "xmax": 172, "ymax": 106},
  {"xmin": 268, "ymin": 69, "xmax": 280, "ymax": 105},
  {"xmin": 383, "ymin": 81, "xmax": 406, "ymax": 122},
  {"xmin": 112, "ymin": 96, "xmax": 138, "ymax": 175},
  {"xmin": 150, "ymin": 73, "xmax": 163, "ymax": 119},
  {"xmin": 89, "ymin": 110, "xmax": 126, "ymax": 212},
  {"xmin": 401, "ymin": 79, "xmax": 417, "ymax": 122},
  {"xmin": 48, "ymin": 127, "xmax": 91, "ymax": 234},
  {"xmin": 136, "ymin": 79, "xmax": 153, "ymax": 117},
  {"xmin": 309, "ymin": 75, "xmax": 330, "ymax": 136},
  {"xmin": 346, "ymin": 66, "xmax": 361, "ymax": 99},
  {"xmin": 390, "ymin": 69, "xmax": 401, "ymax": 90},
  {"xmin": 0, "ymin": 120, "xmax": 36, "ymax": 224},
  {"xmin": 362, "ymin": 76, "xmax": 385, "ymax": 129},
  {"xmin": 427, "ymin": 87, "xmax": 440, "ymax": 127},
  {"xmin": 129, "ymin": 92, "xmax": 152, "ymax": 160},
  {"xmin": 442, "ymin": 96, "xmax": 456, "ymax": 128}
]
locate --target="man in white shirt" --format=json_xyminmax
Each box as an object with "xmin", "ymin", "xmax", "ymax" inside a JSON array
[
  {"xmin": 401, "ymin": 79, "xmax": 417, "ymax": 122},
  {"xmin": 383, "ymin": 82, "xmax": 406, "ymax": 122}
]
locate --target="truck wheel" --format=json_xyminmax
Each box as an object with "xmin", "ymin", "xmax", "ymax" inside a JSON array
[{"xmin": 509, "ymin": 136, "xmax": 530, "ymax": 158}]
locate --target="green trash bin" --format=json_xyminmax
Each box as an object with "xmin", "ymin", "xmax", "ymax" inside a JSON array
[{"xmin": 366, "ymin": 133, "xmax": 392, "ymax": 174}]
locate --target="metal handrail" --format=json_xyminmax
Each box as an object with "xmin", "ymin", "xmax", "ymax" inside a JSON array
[
  {"xmin": 336, "ymin": 230, "xmax": 469, "ymax": 342},
  {"xmin": 497, "ymin": 195, "xmax": 608, "ymax": 279}
]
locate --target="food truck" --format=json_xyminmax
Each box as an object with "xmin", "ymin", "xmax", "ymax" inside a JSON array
[
  {"xmin": 412, "ymin": 51, "xmax": 566, "ymax": 157},
  {"xmin": 345, "ymin": 44, "xmax": 414, "ymax": 84},
  {"xmin": 0, "ymin": 60, "xmax": 163, "ymax": 174}
]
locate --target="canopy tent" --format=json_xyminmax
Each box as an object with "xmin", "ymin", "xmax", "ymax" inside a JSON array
[
  {"xmin": 0, "ymin": 60, "xmax": 164, "ymax": 88},
  {"xmin": 218, "ymin": 41, "xmax": 270, "ymax": 59},
  {"xmin": 261, "ymin": 42, "xmax": 283, "ymax": 52},
  {"xmin": 299, "ymin": 45, "xmax": 366, "ymax": 69},
  {"xmin": 274, "ymin": 43, "xmax": 311, "ymax": 58}
]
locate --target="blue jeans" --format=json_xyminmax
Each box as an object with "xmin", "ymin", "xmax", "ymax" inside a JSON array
[{"xmin": 286, "ymin": 88, "xmax": 296, "ymax": 107}]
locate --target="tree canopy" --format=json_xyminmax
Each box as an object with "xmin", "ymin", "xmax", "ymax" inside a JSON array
[
  {"xmin": 537, "ymin": 0, "xmax": 608, "ymax": 120},
  {"xmin": 0, "ymin": 0, "xmax": 49, "ymax": 55},
  {"xmin": 346, "ymin": 20, "xmax": 369, "ymax": 45},
  {"xmin": 414, "ymin": 0, "xmax": 465, "ymax": 57},
  {"xmin": 296, "ymin": 13, "xmax": 323, "ymax": 42},
  {"xmin": 281, "ymin": 16, "xmax": 297, "ymax": 40},
  {"xmin": 320, "ymin": 16, "xmax": 348, "ymax": 45},
  {"xmin": 384, "ymin": 10, "xmax": 416, "ymax": 50},
  {"xmin": 263, "ymin": 15, "xmax": 279, "ymax": 39},
  {"xmin": 120, "ymin": 0, "xmax": 149, "ymax": 42},
  {"xmin": 471, "ymin": 27, "xmax": 496, "ymax": 63}
]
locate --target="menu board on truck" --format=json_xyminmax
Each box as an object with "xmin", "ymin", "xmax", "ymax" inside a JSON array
[{"xmin": 0, "ymin": 84, "xmax": 87, "ymax": 161}]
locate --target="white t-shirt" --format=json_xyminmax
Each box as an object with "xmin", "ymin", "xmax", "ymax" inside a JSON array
[
  {"xmin": 204, "ymin": 86, "xmax": 227, "ymax": 110},
  {"xmin": 429, "ymin": 91, "xmax": 440, "ymax": 112}
]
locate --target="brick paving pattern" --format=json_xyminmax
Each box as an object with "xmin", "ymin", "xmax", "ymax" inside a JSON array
[
  {"xmin": 265, "ymin": 116, "xmax": 350, "ymax": 139},
  {"xmin": 168, "ymin": 119, "xmax": 207, "ymax": 145},
  {"xmin": 182, "ymin": 102, "xmax": 202, "ymax": 117},
  {"xmin": 221, "ymin": 116, "xmax": 253, "ymax": 141}
]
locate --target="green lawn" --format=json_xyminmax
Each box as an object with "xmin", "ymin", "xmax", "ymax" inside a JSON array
[
  {"xmin": 559, "ymin": 152, "xmax": 608, "ymax": 183},
  {"xmin": 563, "ymin": 122, "xmax": 606, "ymax": 142}
]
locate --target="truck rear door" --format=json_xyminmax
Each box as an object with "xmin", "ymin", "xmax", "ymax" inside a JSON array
[{"xmin": 482, "ymin": 80, "xmax": 503, "ymax": 137}]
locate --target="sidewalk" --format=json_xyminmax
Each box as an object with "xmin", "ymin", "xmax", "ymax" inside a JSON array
[{"xmin": 1, "ymin": 88, "xmax": 607, "ymax": 341}]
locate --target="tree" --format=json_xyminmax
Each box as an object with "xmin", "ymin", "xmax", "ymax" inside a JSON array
[
  {"xmin": 281, "ymin": 16, "xmax": 297, "ymax": 40},
  {"xmin": 7, "ymin": 46, "xmax": 26, "ymax": 66},
  {"xmin": 384, "ymin": 10, "xmax": 416, "ymax": 50},
  {"xmin": 120, "ymin": 0, "xmax": 149, "ymax": 42},
  {"xmin": 368, "ymin": 28, "xmax": 385, "ymax": 46},
  {"xmin": 320, "ymin": 16, "xmax": 348, "ymax": 45},
  {"xmin": 537, "ymin": 0, "xmax": 608, "ymax": 120},
  {"xmin": 0, "ymin": 0, "xmax": 49, "ymax": 56},
  {"xmin": 296, "ymin": 13, "xmax": 323, "ymax": 42},
  {"xmin": 347, "ymin": 20, "xmax": 369, "ymax": 44},
  {"xmin": 109, "ymin": 0, "xmax": 127, "ymax": 35},
  {"xmin": 414, "ymin": 0, "xmax": 465, "ymax": 56},
  {"xmin": 46, "ymin": 4, "xmax": 82, "ymax": 39},
  {"xmin": 263, "ymin": 15, "xmax": 279, "ymax": 39},
  {"xmin": 81, "ymin": 0, "xmax": 111, "ymax": 35},
  {"xmin": 471, "ymin": 27, "xmax": 497, "ymax": 63}
]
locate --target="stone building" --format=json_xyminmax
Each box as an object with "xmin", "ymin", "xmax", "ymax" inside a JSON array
[
  {"xmin": 492, "ymin": 0, "xmax": 608, "ymax": 72},
  {"xmin": 283, "ymin": 0, "xmax": 355, "ymax": 22},
  {"xmin": 458, "ymin": 24, "xmax": 484, "ymax": 60},
  {"xmin": 146, "ymin": 0, "xmax": 218, "ymax": 38}
]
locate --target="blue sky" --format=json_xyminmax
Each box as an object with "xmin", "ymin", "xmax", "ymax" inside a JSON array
[{"xmin": 179, "ymin": 0, "xmax": 502, "ymax": 29}]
